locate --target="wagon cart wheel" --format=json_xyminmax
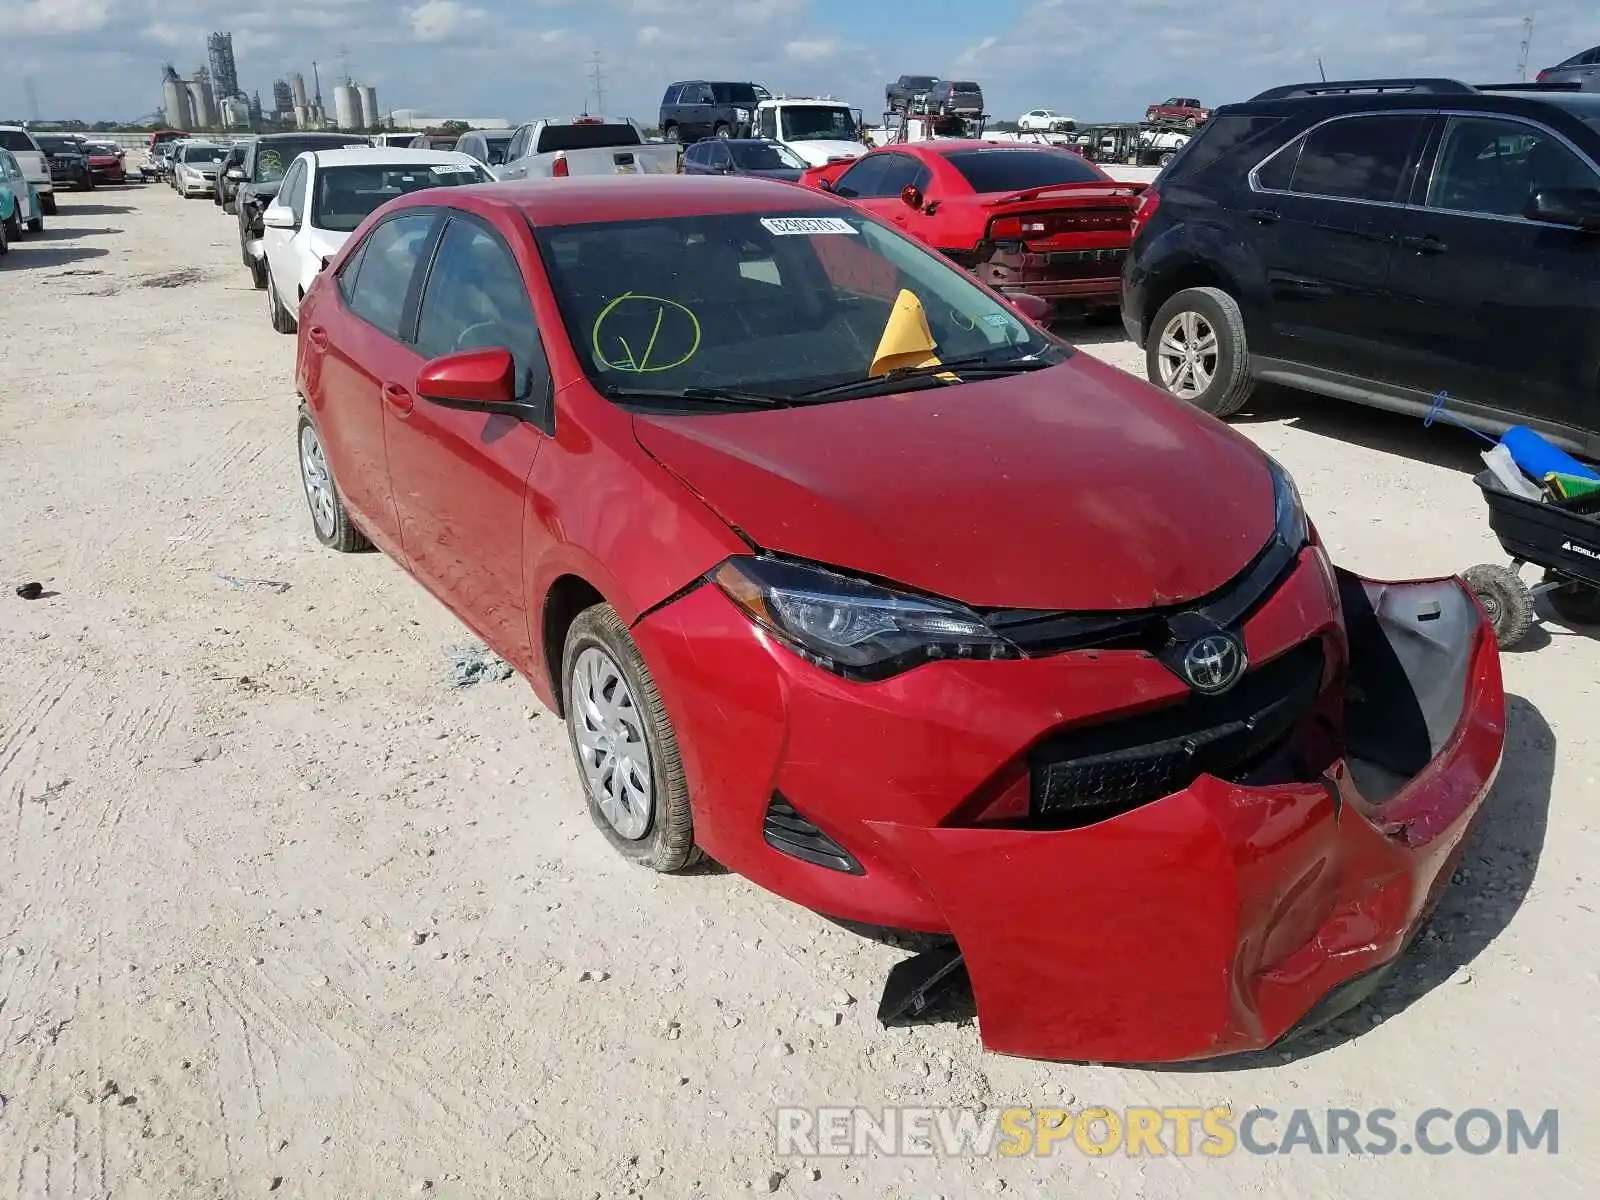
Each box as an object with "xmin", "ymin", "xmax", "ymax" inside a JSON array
[
  {"xmin": 1463, "ymin": 564, "xmax": 1535, "ymax": 648},
  {"xmin": 1541, "ymin": 570, "xmax": 1600, "ymax": 627}
]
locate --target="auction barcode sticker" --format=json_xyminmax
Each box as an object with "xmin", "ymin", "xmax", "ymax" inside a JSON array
[{"xmin": 760, "ymin": 217, "xmax": 859, "ymax": 236}]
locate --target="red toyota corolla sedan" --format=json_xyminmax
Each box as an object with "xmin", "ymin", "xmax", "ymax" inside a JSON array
[
  {"xmin": 293, "ymin": 175, "xmax": 1505, "ymax": 1063},
  {"xmin": 799, "ymin": 141, "xmax": 1141, "ymax": 319}
]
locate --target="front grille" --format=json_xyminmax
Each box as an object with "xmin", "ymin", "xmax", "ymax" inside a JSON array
[
  {"xmin": 1029, "ymin": 640, "xmax": 1326, "ymax": 822},
  {"xmin": 763, "ymin": 794, "xmax": 863, "ymax": 874}
]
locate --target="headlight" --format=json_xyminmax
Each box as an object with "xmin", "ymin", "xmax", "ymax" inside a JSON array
[
  {"xmin": 712, "ymin": 556, "xmax": 1018, "ymax": 679},
  {"xmin": 1266, "ymin": 455, "xmax": 1309, "ymax": 550}
]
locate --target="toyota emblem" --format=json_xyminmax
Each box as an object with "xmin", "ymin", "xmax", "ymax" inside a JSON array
[{"xmin": 1180, "ymin": 633, "xmax": 1247, "ymax": 694}]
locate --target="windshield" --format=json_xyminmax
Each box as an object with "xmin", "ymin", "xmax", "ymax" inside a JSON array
[
  {"xmin": 88, "ymin": 144, "xmax": 119, "ymax": 155},
  {"xmin": 780, "ymin": 106, "xmax": 856, "ymax": 141},
  {"xmin": 712, "ymin": 83, "xmax": 760, "ymax": 105},
  {"xmin": 729, "ymin": 141, "xmax": 806, "ymax": 170},
  {"xmin": 479, "ymin": 134, "xmax": 513, "ymax": 165},
  {"xmin": 311, "ymin": 162, "xmax": 489, "ymax": 231},
  {"xmin": 534, "ymin": 123, "xmax": 643, "ymax": 152},
  {"xmin": 0, "ymin": 130, "xmax": 37, "ymax": 151},
  {"xmin": 254, "ymin": 139, "xmax": 366, "ymax": 182},
  {"xmin": 37, "ymin": 137, "xmax": 83, "ymax": 154},
  {"xmin": 944, "ymin": 148, "xmax": 1104, "ymax": 193},
  {"xmin": 905, "ymin": 77, "xmax": 937, "ymax": 89},
  {"xmin": 183, "ymin": 146, "xmax": 227, "ymax": 164},
  {"xmin": 534, "ymin": 210, "xmax": 1056, "ymax": 402}
]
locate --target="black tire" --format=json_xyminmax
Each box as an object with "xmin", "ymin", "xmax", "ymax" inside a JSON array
[
  {"xmin": 40, "ymin": 193, "xmax": 56, "ymax": 215},
  {"xmin": 663, "ymin": 124, "xmax": 680, "ymax": 142},
  {"xmin": 296, "ymin": 409, "xmax": 370, "ymax": 553},
  {"xmin": 1158, "ymin": 150, "xmax": 1177, "ymax": 166},
  {"xmin": 1542, "ymin": 571, "xmax": 1600, "ymax": 626},
  {"xmin": 714, "ymin": 123, "xmax": 731, "ymax": 139},
  {"xmin": 224, "ymin": 197, "xmax": 236, "ymax": 215},
  {"xmin": 1463, "ymin": 564, "xmax": 1535, "ymax": 649},
  {"xmin": 561, "ymin": 604, "xmax": 700, "ymax": 873},
  {"xmin": 3, "ymin": 211, "xmax": 19, "ymax": 241},
  {"xmin": 1144, "ymin": 286, "xmax": 1255, "ymax": 417},
  {"xmin": 27, "ymin": 213, "xmax": 42, "ymax": 233},
  {"xmin": 248, "ymin": 252, "xmax": 268, "ymax": 290},
  {"xmin": 267, "ymin": 266, "xmax": 297, "ymax": 334},
  {"xmin": 0, "ymin": 220, "xmax": 8, "ymax": 257}
]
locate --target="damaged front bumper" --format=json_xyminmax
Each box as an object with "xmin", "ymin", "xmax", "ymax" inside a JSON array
[
  {"xmin": 632, "ymin": 556, "xmax": 1504, "ymax": 1064},
  {"xmin": 869, "ymin": 571, "xmax": 1504, "ymax": 1062}
]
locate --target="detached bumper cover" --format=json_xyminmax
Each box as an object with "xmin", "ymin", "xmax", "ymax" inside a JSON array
[
  {"xmin": 871, "ymin": 573, "xmax": 1503, "ymax": 1062},
  {"xmin": 973, "ymin": 245, "xmax": 1127, "ymax": 307},
  {"xmin": 634, "ymin": 561, "xmax": 1503, "ymax": 1063}
]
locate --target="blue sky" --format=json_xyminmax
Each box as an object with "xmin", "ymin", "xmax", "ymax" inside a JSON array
[{"xmin": 1, "ymin": 1, "xmax": 1596, "ymax": 125}]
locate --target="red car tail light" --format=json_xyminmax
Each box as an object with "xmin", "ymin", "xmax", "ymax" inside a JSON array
[
  {"xmin": 551, "ymin": 155, "xmax": 570, "ymax": 177},
  {"xmin": 1130, "ymin": 187, "xmax": 1161, "ymax": 242},
  {"xmin": 1536, "ymin": 68, "xmax": 1550, "ymax": 82},
  {"xmin": 987, "ymin": 215, "xmax": 1024, "ymax": 240}
]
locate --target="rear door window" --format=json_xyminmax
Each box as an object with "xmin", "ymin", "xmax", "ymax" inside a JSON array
[
  {"xmin": 1285, "ymin": 114, "xmax": 1429, "ymax": 202},
  {"xmin": 343, "ymin": 211, "xmax": 437, "ymax": 339}
]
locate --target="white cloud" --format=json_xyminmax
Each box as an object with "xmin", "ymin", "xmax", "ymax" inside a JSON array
[
  {"xmin": 787, "ymin": 38, "xmax": 840, "ymax": 63},
  {"xmin": 406, "ymin": 0, "xmax": 489, "ymax": 42},
  {"xmin": 6, "ymin": 0, "xmax": 110, "ymax": 35}
]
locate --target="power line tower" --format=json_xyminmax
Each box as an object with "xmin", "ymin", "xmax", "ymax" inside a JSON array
[
  {"xmin": 340, "ymin": 45, "xmax": 354, "ymax": 86},
  {"xmin": 23, "ymin": 75, "xmax": 40, "ymax": 122},
  {"xmin": 588, "ymin": 51, "xmax": 604, "ymax": 115},
  {"xmin": 1518, "ymin": 13, "xmax": 1535, "ymax": 81}
]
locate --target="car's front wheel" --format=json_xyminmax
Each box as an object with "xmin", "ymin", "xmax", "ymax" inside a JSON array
[
  {"xmin": 2, "ymin": 210, "xmax": 19, "ymax": 241},
  {"xmin": 562, "ymin": 604, "xmax": 699, "ymax": 873},
  {"xmin": 1145, "ymin": 286, "xmax": 1255, "ymax": 418},
  {"xmin": 248, "ymin": 252, "xmax": 268, "ymax": 290},
  {"xmin": 39, "ymin": 193, "xmax": 56, "ymax": 216},
  {"xmin": 296, "ymin": 410, "xmax": 370, "ymax": 553}
]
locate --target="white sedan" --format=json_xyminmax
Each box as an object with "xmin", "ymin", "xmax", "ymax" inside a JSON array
[
  {"xmin": 1018, "ymin": 108, "xmax": 1075, "ymax": 132},
  {"xmin": 258, "ymin": 147, "xmax": 492, "ymax": 334}
]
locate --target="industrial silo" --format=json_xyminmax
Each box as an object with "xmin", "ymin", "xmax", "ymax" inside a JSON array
[
  {"xmin": 333, "ymin": 85, "xmax": 361, "ymax": 131},
  {"xmin": 162, "ymin": 65, "xmax": 195, "ymax": 129},
  {"xmin": 293, "ymin": 105, "xmax": 310, "ymax": 130},
  {"xmin": 220, "ymin": 96, "xmax": 251, "ymax": 129},
  {"xmin": 290, "ymin": 72, "xmax": 308, "ymax": 110},
  {"xmin": 357, "ymin": 85, "xmax": 378, "ymax": 129},
  {"xmin": 187, "ymin": 76, "xmax": 218, "ymax": 128}
]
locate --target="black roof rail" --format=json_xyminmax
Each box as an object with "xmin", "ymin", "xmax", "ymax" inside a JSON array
[
  {"xmin": 1475, "ymin": 80, "xmax": 1583, "ymax": 92},
  {"xmin": 1248, "ymin": 78, "xmax": 1476, "ymax": 101}
]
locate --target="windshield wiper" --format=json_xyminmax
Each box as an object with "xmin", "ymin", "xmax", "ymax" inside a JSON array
[
  {"xmin": 793, "ymin": 351, "xmax": 1059, "ymax": 401},
  {"xmin": 601, "ymin": 384, "xmax": 791, "ymax": 409}
]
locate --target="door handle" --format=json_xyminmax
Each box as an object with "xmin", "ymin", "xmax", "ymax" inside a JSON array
[
  {"xmin": 1248, "ymin": 207, "xmax": 1280, "ymax": 224},
  {"xmin": 382, "ymin": 382, "xmax": 414, "ymax": 417},
  {"xmin": 1401, "ymin": 234, "xmax": 1447, "ymax": 255},
  {"xmin": 306, "ymin": 326, "xmax": 329, "ymax": 350}
]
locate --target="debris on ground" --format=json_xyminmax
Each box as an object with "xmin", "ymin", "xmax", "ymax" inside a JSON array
[
  {"xmin": 445, "ymin": 642, "xmax": 515, "ymax": 688},
  {"xmin": 140, "ymin": 268, "xmax": 208, "ymax": 288},
  {"xmin": 217, "ymin": 574, "xmax": 292, "ymax": 594},
  {"xmin": 14, "ymin": 582, "xmax": 45, "ymax": 600}
]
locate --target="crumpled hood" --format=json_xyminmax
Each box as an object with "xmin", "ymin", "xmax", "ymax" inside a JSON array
[{"xmin": 633, "ymin": 353, "xmax": 1276, "ymax": 610}]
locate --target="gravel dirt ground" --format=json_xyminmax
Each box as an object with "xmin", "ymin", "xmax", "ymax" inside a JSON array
[{"xmin": 0, "ymin": 187, "xmax": 1595, "ymax": 1199}]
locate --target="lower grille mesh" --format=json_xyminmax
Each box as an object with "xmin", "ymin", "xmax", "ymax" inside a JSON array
[
  {"xmin": 1030, "ymin": 640, "xmax": 1326, "ymax": 822},
  {"xmin": 764, "ymin": 795, "xmax": 863, "ymax": 875}
]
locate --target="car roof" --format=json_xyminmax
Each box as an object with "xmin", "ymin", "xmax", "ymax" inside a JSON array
[
  {"xmin": 379, "ymin": 174, "xmax": 845, "ymax": 227},
  {"xmin": 1227, "ymin": 86, "xmax": 1600, "ymax": 123},
  {"xmin": 891, "ymin": 139, "xmax": 1070, "ymax": 157},
  {"xmin": 257, "ymin": 132, "xmax": 369, "ymax": 143},
  {"xmin": 306, "ymin": 147, "xmax": 480, "ymax": 169}
]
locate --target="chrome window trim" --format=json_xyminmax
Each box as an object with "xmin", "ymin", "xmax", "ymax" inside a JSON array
[
  {"xmin": 1247, "ymin": 105, "xmax": 1600, "ymax": 226},
  {"xmin": 1246, "ymin": 108, "xmax": 1433, "ymax": 209}
]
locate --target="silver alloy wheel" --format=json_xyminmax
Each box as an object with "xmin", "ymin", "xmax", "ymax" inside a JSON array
[
  {"xmin": 299, "ymin": 423, "xmax": 336, "ymax": 538},
  {"xmin": 571, "ymin": 646, "xmax": 653, "ymax": 840},
  {"xmin": 1155, "ymin": 309, "xmax": 1219, "ymax": 401}
]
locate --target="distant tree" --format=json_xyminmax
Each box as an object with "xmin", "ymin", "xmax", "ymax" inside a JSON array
[{"xmin": 431, "ymin": 119, "xmax": 471, "ymax": 135}]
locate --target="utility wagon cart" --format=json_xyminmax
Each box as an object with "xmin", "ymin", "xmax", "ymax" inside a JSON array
[{"xmin": 1463, "ymin": 469, "xmax": 1600, "ymax": 647}]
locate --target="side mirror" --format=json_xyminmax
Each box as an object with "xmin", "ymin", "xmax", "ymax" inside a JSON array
[
  {"xmin": 900, "ymin": 183, "xmax": 924, "ymax": 211},
  {"xmin": 227, "ymin": 168, "xmax": 245, "ymax": 181},
  {"xmin": 1525, "ymin": 187, "xmax": 1600, "ymax": 230},
  {"xmin": 416, "ymin": 348, "xmax": 517, "ymax": 410},
  {"xmin": 816, "ymin": 177, "xmax": 834, "ymax": 192},
  {"xmin": 1007, "ymin": 293, "xmax": 1052, "ymax": 324},
  {"xmin": 261, "ymin": 205, "xmax": 296, "ymax": 230}
]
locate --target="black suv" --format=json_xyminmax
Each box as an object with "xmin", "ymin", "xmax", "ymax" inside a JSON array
[
  {"xmin": 35, "ymin": 134, "xmax": 93, "ymax": 191},
  {"xmin": 1122, "ymin": 78, "xmax": 1600, "ymax": 455},
  {"xmin": 659, "ymin": 81, "xmax": 768, "ymax": 143},
  {"xmin": 885, "ymin": 75, "xmax": 939, "ymax": 113}
]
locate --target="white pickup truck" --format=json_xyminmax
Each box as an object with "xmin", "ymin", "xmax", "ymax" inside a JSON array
[
  {"xmin": 0, "ymin": 126, "xmax": 54, "ymax": 214},
  {"xmin": 494, "ymin": 117, "xmax": 678, "ymax": 181},
  {"xmin": 751, "ymin": 98, "xmax": 868, "ymax": 168}
]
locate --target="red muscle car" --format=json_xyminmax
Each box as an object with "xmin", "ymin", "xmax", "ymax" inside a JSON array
[{"xmin": 800, "ymin": 140, "xmax": 1142, "ymax": 317}]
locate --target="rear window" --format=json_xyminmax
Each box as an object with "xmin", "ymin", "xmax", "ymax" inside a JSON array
[
  {"xmin": 951, "ymin": 82, "xmax": 981, "ymax": 92},
  {"xmin": 1168, "ymin": 114, "xmax": 1286, "ymax": 176},
  {"xmin": 943, "ymin": 148, "xmax": 1103, "ymax": 193},
  {"xmin": 712, "ymin": 83, "xmax": 760, "ymax": 104},
  {"xmin": 36, "ymin": 136, "xmax": 82, "ymax": 153},
  {"xmin": 311, "ymin": 161, "xmax": 489, "ymax": 232},
  {"xmin": 0, "ymin": 130, "xmax": 37, "ymax": 151},
  {"xmin": 254, "ymin": 138, "xmax": 367, "ymax": 182},
  {"xmin": 534, "ymin": 123, "xmax": 642, "ymax": 153}
]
